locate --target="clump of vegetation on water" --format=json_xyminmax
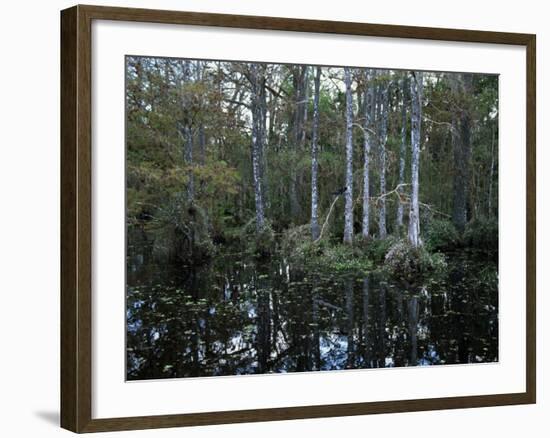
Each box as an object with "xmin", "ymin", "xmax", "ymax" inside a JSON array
[
  {"xmin": 384, "ymin": 239, "xmax": 447, "ymax": 285},
  {"xmin": 238, "ymin": 218, "xmax": 276, "ymax": 258},
  {"xmin": 315, "ymin": 244, "xmax": 373, "ymax": 274},
  {"xmin": 281, "ymin": 225, "xmax": 372, "ymax": 275},
  {"xmin": 362, "ymin": 235, "xmax": 399, "ymax": 263},
  {"xmin": 280, "ymin": 224, "xmax": 312, "ymax": 257}
]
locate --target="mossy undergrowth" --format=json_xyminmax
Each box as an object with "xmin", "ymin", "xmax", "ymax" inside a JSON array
[
  {"xmin": 238, "ymin": 218, "xmax": 276, "ymax": 259},
  {"xmin": 227, "ymin": 218, "xmax": 498, "ymax": 290},
  {"xmin": 280, "ymin": 225, "xmax": 372, "ymax": 275},
  {"xmin": 383, "ymin": 239, "xmax": 447, "ymax": 285},
  {"xmin": 425, "ymin": 219, "xmax": 460, "ymax": 252},
  {"xmin": 280, "ymin": 225, "xmax": 449, "ymax": 287}
]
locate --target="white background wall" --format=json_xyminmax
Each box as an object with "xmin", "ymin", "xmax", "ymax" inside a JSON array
[{"xmin": 0, "ymin": 0, "xmax": 545, "ymax": 436}]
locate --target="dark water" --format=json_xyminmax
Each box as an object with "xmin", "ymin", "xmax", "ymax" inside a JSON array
[{"xmin": 126, "ymin": 250, "xmax": 498, "ymax": 380}]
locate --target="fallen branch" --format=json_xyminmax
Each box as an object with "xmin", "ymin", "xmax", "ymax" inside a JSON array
[{"xmin": 314, "ymin": 193, "xmax": 343, "ymax": 243}]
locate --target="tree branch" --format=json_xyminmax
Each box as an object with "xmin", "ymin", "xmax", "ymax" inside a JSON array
[{"xmin": 314, "ymin": 193, "xmax": 343, "ymax": 243}]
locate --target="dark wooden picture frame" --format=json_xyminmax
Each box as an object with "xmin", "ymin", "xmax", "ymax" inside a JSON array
[{"xmin": 61, "ymin": 4, "xmax": 536, "ymax": 433}]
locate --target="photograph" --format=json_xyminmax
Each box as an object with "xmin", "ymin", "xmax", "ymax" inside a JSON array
[
  {"xmin": 125, "ymin": 57, "xmax": 499, "ymax": 380},
  {"xmin": 0, "ymin": 0, "xmax": 541, "ymax": 433}
]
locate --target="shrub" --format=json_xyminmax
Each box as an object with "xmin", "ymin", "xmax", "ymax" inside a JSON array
[
  {"xmin": 384, "ymin": 239, "xmax": 446, "ymax": 285},
  {"xmin": 363, "ymin": 235, "xmax": 398, "ymax": 264},
  {"xmin": 280, "ymin": 224, "xmax": 313, "ymax": 256},
  {"xmin": 253, "ymin": 224, "xmax": 276, "ymax": 257},
  {"xmin": 315, "ymin": 244, "xmax": 372, "ymax": 274},
  {"xmin": 239, "ymin": 218, "xmax": 276, "ymax": 258},
  {"xmin": 425, "ymin": 219, "xmax": 460, "ymax": 252},
  {"xmin": 281, "ymin": 226, "xmax": 372, "ymax": 275}
]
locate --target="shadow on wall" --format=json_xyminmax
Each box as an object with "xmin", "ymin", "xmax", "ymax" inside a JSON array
[{"xmin": 34, "ymin": 411, "xmax": 59, "ymax": 427}]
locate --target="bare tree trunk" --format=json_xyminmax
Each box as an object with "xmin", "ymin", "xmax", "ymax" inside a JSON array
[
  {"xmin": 311, "ymin": 67, "xmax": 322, "ymax": 240},
  {"xmin": 343, "ymin": 67, "xmax": 354, "ymax": 244},
  {"xmin": 301, "ymin": 67, "xmax": 310, "ymax": 146},
  {"xmin": 362, "ymin": 70, "xmax": 372, "ymax": 239},
  {"xmin": 408, "ymin": 71, "xmax": 423, "ymax": 247},
  {"xmin": 378, "ymin": 77, "xmax": 390, "ymax": 239},
  {"xmin": 290, "ymin": 66, "xmax": 309, "ymax": 220},
  {"xmin": 184, "ymin": 125, "xmax": 194, "ymax": 203},
  {"xmin": 195, "ymin": 61, "xmax": 206, "ymax": 166},
  {"xmin": 179, "ymin": 60, "xmax": 194, "ymax": 203},
  {"xmin": 397, "ymin": 75, "xmax": 408, "ymax": 229},
  {"xmin": 250, "ymin": 63, "xmax": 266, "ymax": 232},
  {"xmin": 259, "ymin": 71, "xmax": 269, "ymax": 209},
  {"xmin": 370, "ymin": 71, "xmax": 377, "ymax": 130}
]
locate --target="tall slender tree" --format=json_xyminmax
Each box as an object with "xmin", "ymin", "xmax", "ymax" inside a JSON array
[
  {"xmin": 408, "ymin": 71, "xmax": 423, "ymax": 247},
  {"xmin": 258, "ymin": 67, "xmax": 269, "ymax": 208},
  {"xmin": 397, "ymin": 75, "xmax": 408, "ymax": 229},
  {"xmin": 178, "ymin": 60, "xmax": 194, "ymax": 203},
  {"xmin": 250, "ymin": 63, "xmax": 266, "ymax": 232},
  {"xmin": 378, "ymin": 76, "xmax": 390, "ymax": 239},
  {"xmin": 310, "ymin": 67, "xmax": 322, "ymax": 240},
  {"xmin": 195, "ymin": 61, "xmax": 207, "ymax": 166},
  {"xmin": 290, "ymin": 66, "xmax": 309, "ymax": 220},
  {"xmin": 343, "ymin": 67, "xmax": 354, "ymax": 244},
  {"xmin": 361, "ymin": 70, "xmax": 373, "ymax": 239},
  {"xmin": 301, "ymin": 67, "xmax": 310, "ymax": 146}
]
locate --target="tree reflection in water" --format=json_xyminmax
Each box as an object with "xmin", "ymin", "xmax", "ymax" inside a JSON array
[{"xmin": 126, "ymin": 252, "xmax": 498, "ymax": 380}]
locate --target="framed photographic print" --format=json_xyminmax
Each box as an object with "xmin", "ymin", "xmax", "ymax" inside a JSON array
[{"xmin": 60, "ymin": 4, "xmax": 536, "ymax": 433}]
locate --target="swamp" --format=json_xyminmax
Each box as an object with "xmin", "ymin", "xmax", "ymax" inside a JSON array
[{"xmin": 125, "ymin": 57, "xmax": 498, "ymax": 380}]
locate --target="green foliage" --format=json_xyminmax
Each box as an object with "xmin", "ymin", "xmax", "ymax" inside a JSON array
[
  {"xmin": 425, "ymin": 219, "xmax": 461, "ymax": 252},
  {"xmin": 362, "ymin": 236, "xmax": 399, "ymax": 264},
  {"xmin": 463, "ymin": 217, "xmax": 498, "ymax": 254},
  {"xmin": 280, "ymin": 224, "xmax": 313, "ymax": 257},
  {"xmin": 384, "ymin": 240, "xmax": 447, "ymax": 285},
  {"xmin": 151, "ymin": 201, "xmax": 215, "ymax": 264},
  {"xmin": 125, "ymin": 58, "xmax": 501, "ymax": 380},
  {"xmin": 315, "ymin": 244, "xmax": 373, "ymax": 274},
  {"xmin": 253, "ymin": 225, "xmax": 276, "ymax": 258},
  {"xmin": 238, "ymin": 219, "xmax": 276, "ymax": 258},
  {"xmin": 281, "ymin": 226, "xmax": 372, "ymax": 275}
]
